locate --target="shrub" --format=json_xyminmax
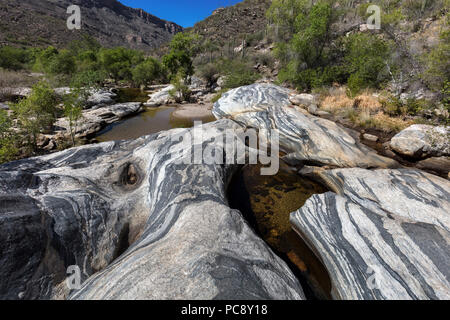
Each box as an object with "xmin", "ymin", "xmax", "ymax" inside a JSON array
[
  {"xmin": 422, "ymin": 28, "xmax": 450, "ymax": 92},
  {"xmin": 0, "ymin": 46, "xmax": 30, "ymax": 70},
  {"xmin": 217, "ymin": 59, "xmax": 260, "ymax": 89},
  {"xmin": 344, "ymin": 34, "xmax": 391, "ymax": 95},
  {"xmin": 99, "ymin": 47, "xmax": 144, "ymax": 82},
  {"xmin": 197, "ymin": 63, "xmax": 220, "ymax": 87},
  {"xmin": 169, "ymin": 71, "xmax": 192, "ymax": 103},
  {"xmin": 250, "ymin": 52, "xmax": 275, "ymax": 68},
  {"xmin": 47, "ymin": 49, "xmax": 76, "ymax": 76},
  {"xmin": 33, "ymin": 46, "xmax": 59, "ymax": 73},
  {"xmin": 132, "ymin": 57, "xmax": 165, "ymax": 87},
  {"xmin": 11, "ymin": 81, "xmax": 59, "ymax": 151},
  {"xmin": 163, "ymin": 33, "xmax": 201, "ymax": 81}
]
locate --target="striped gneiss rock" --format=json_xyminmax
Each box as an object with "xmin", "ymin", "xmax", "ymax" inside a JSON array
[
  {"xmin": 213, "ymin": 84, "xmax": 398, "ymax": 169},
  {"xmin": 0, "ymin": 120, "xmax": 304, "ymax": 300},
  {"xmin": 291, "ymin": 168, "xmax": 450, "ymax": 300}
]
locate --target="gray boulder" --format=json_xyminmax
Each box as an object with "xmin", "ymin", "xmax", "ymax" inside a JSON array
[
  {"xmin": 86, "ymin": 89, "xmax": 117, "ymax": 107},
  {"xmin": 390, "ymin": 125, "xmax": 449, "ymax": 158},
  {"xmin": 291, "ymin": 168, "xmax": 450, "ymax": 300},
  {"xmin": 289, "ymin": 93, "xmax": 316, "ymax": 107},
  {"xmin": 145, "ymin": 85, "xmax": 175, "ymax": 107},
  {"xmin": 0, "ymin": 120, "xmax": 305, "ymax": 300},
  {"xmin": 55, "ymin": 102, "xmax": 143, "ymax": 138},
  {"xmin": 213, "ymin": 84, "xmax": 398, "ymax": 169}
]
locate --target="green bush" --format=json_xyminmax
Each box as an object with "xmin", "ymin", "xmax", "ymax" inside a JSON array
[
  {"xmin": 47, "ymin": 49, "xmax": 76, "ymax": 76},
  {"xmin": 0, "ymin": 46, "xmax": 31, "ymax": 70},
  {"xmin": 33, "ymin": 46, "xmax": 59, "ymax": 73},
  {"xmin": 381, "ymin": 95, "xmax": 404, "ymax": 116},
  {"xmin": 99, "ymin": 47, "xmax": 144, "ymax": 82},
  {"xmin": 216, "ymin": 59, "xmax": 260, "ymax": 89},
  {"xmin": 11, "ymin": 81, "xmax": 59, "ymax": 151},
  {"xmin": 344, "ymin": 33, "xmax": 391, "ymax": 95},
  {"xmin": 132, "ymin": 57, "xmax": 165, "ymax": 87},
  {"xmin": 169, "ymin": 71, "xmax": 192, "ymax": 103},
  {"xmin": 163, "ymin": 33, "xmax": 201, "ymax": 81},
  {"xmin": 197, "ymin": 63, "xmax": 219, "ymax": 87},
  {"xmin": 250, "ymin": 52, "xmax": 275, "ymax": 68},
  {"xmin": 422, "ymin": 28, "xmax": 450, "ymax": 92}
]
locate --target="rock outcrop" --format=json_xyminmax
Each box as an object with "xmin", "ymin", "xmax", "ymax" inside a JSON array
[
  {"xmin": 145, "ymin": 85, "xmax": 174, "ymax": 107},
  {"xmin": 0, "ymin": 120, "xmax": 305, "ymax": 300},
  {"xmin": 390, "ymin": 125, "xmax": 449, "ymax": 159},
  {"xmin": 291, "ymin": 168, "xmax": 450, "ymax": 300},
  {"xmin": 55, "ymin": 102, "xmax": 143, "ymax": 138},
  {"xmin": 213, "ymin": 84, "xmax": 398, "ymax": 169}
]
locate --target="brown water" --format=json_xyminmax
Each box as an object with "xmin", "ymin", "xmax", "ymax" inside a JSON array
[
  {"xmin": 96, "ymin": 106, "xmax": 216, "ymax": 142},
  {"xmin": 95, "ymin": 87, "xmax": 215, "ymax": 142},
  {"xmin": 228, "ymin": 162, "xmax": 332, "ymax": 300}
]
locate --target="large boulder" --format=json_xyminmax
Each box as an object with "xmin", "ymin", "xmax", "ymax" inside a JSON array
[
  {"xmin": 213, "ymin": 84, "xmax": 398, "ymax": 169},
  {"xmin": 212, "ymin": 83, "xmax": 291, "ymax": 118},
  {"xmin": 390, "ymin": 124, "xmax": 449, "ymax": 159},
  {"xmin": 145, "ymin": 85, "xmax": 175, "ymax": 107},
  {"xmin": 289, "ymin": 93, "xmax": 316, "ymax": 107},
  {"xmin": 85, "ymin": 88, "xmax": 117, "ymax": 107},
  {"xmin": 55, "ymin": 102, "xmax": 143, "ymax": 138},
  {"xmin": 291, "ymin": 168, "xmax": 450, "ymax": 300},
  {"xmin": 0, "ymin": 120, "xmax": 305, "ymax": 300}
]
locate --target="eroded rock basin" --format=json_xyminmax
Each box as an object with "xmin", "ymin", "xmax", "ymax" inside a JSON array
[{"xmin": 228, "ymin": 162, "xmax": 332, "ymax": 299}]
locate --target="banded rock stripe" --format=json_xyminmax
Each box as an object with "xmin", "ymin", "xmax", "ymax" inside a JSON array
[
  {"xmin": 291, "ymin": 168, "xmax": 450, "ymax": 300},
  {"xmin": 0, "ymin": 120, "xmax": 305, "ymax": 300},
  {"xmin": 213, "ymin": 84, "xmax": 398, "ymax": 169}
]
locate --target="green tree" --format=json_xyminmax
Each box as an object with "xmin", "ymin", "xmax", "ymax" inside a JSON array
[
  {"xmin": 48, "ymin": 49, "xmax": 76, "ymax": 76},
  {"xmin": 12, "ymin": 82, "xmax": 59, "ymax": 151},
  {"xmin": 63, "ymin": 88, "xmax": 84, "ymax": 147},
  {"xmin": 423, "ymin": 28, "xmax": 450, "ymax": 92},
  {"xmin": 99, "ymin": 47, "xmax": 144, "ymax": 82},
  {"xmin": 33, "ymin": 46, "xmax": 59, "ymax": 73},
  {"xmin": 269, "ymin": 0, "xmax": 337, "ymax": 89},
  {"xmin": 203, "ymin": 39, "xmax": 219, "ymax": 63},
  {"xmin": 344, "ymin": 33, "xmax": 391, "ymax": 95},
  {"xmin": 132, "ymin": 57, "xmax": 165, "ymax": 87},
  {"xmin": 0, "ymin": 46, "xmax": 30, "ymax": 70},
  {"xmin": 162, "ymin": 33, "xmax": 201, "ymax": 82}
]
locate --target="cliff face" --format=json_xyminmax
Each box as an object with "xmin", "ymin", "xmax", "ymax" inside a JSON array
[{"xmin": 0, "ymin": 0, "xmax": 183, "ymax": 50}]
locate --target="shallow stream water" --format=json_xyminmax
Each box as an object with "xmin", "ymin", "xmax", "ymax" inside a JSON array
[
  {"xmin": 228, "ymin": 162, "xmax": 332, "ymax": 299},
  {"xmin": 96, "ymin": 88, "xmax": 214, "ymax": 142}
]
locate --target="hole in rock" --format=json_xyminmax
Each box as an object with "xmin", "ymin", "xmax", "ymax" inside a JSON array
[
  {"xmin": 119, "ymin": 163, "xmax": 142, "ymax": 190},
  {"xmin": 227, "ymin": 162, "xmax": 332, "ymax": 300}
]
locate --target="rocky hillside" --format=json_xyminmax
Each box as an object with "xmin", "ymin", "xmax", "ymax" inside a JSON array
[
  {"xmin": 0, "ymin": 0, "xmax": 182, "ymax": 50},
  {"xmin": 188, "ymin": 0, "xmax": 271, "ymax": 46}
]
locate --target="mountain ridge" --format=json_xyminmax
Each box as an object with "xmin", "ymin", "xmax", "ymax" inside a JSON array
[{"xmin": 0, "ymin": 0, "xmax": 183, "ymax": 50}]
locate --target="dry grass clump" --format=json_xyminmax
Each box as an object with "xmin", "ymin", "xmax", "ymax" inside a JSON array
[
  {"xmin": 318, "ymin": 86, "xmax": 413, "ymax": 133},
  {"xmin": 360, "ymin": 112, "xmax": 414, "ymax": 132},
  {"xmin": 320, "ymin": 87, "xmax": 353, "ymax": 112},
  {"xmin": 0, "ymin": 69, "xmax": 38, "ymax": 88},
  {"xmin": 0, "ymin": 69, "xmax": 39, "ymax": 101},
  {"xmin": 353, "ymin": 93, "xmax": 382, "ymax": 112}
]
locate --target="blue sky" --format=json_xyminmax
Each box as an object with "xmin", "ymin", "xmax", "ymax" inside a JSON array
[{"xmin": 119, "ymin": 0, "xmax": 243, "ymax": 28}]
